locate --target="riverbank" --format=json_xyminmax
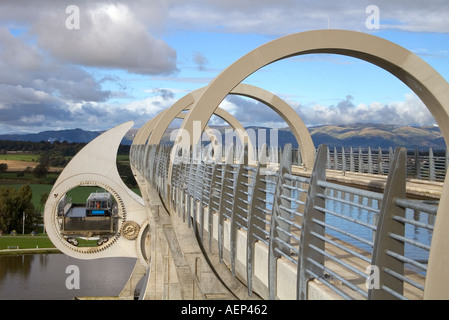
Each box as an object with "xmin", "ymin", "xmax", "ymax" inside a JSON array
[
  {"xmin": 0, "ymin": 247, "xmax": 60, "ymax": 256},
  {"xmin": 0, "ymin": 234, "xmax": 59, "ymax": 255}
]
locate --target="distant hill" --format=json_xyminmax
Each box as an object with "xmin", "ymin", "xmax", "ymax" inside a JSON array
[
  {"xmin": 0, "ymin": 128, "xmax": 137, "ymax": 145},
  {"xmin": 0, "ymin": 123, "xmax": 445, "ymax": 150},
  {"xmin": 185, "ymin": 123, "xmax": 445, "ymax": 150},
  {"xmin": 307, "ymin": 123, "xmax": 445, "ymax": 150},
  {"xmin": 0, "ymin": 128, "xmax": 103, "ymax": 144}
]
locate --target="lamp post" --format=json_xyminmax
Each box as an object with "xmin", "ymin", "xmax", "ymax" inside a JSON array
[{"xmin": 22, "ymin": 212, "xmax": 25, "ymax": 235}]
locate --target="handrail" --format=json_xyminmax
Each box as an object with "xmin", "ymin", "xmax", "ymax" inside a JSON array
[{"xmin": 130, "ymin": 143, "xmax": 439, "ymax": 300}]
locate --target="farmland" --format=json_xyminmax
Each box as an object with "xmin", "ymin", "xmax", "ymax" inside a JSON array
[
  {"xmin": 0, "ymin": 150, "xmax": 139, "ymax": 214},
  {"xmin": 0, "ymin": 140, "xmax": 138, "ymax": 253}
]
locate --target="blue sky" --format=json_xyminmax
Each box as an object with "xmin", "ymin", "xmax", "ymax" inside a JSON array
[{"xmin": 0, "ymin": 0, "xmax": 448, "ymax": 134}]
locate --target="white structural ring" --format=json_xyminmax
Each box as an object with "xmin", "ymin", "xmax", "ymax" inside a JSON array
[{"xmin": 44, "ymin": 121, "xmax": 147, "ymax": 263}]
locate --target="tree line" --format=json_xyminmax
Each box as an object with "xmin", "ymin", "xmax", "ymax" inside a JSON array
[
  {"xmin": 0, "ymin": 185, "xmax": 44, "ymax": 234},
  {"xmin": 0, "ymin": 140, "xmax": 131, "ymax": 157},
  {"xmin": 0, "ymin": 140, "xmax": 136, "ymax": 235},
  {"xmin": 0, "ymin": 140, "xmax": 86, "ymax": 155}
]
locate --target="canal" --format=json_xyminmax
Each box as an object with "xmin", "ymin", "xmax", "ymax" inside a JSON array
[{"xmin": 0, "ymin": 253, "xmax": 136, "ymax": 300}]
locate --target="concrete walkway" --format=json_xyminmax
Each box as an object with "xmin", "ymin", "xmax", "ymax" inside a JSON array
[{"xmin": 292, "ymin": 166, "xmax": 442, "ymax": 200}]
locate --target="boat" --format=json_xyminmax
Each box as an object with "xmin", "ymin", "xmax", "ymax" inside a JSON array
[{"xmin": 58, "ymin": 191, "xmax": 119, "ymax": 246}]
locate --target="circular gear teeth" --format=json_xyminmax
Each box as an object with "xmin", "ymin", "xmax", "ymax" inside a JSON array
[
  {"xmin": 121, "ymin": 221, "xmax": 140, "ymax": 240},
  {"xmin": 44, "ymin": 121, "xmax": 147, "ymax": 261},
  {"xmin": 49, "ymin": 181, "xmax": 126, "ymax": 254}
]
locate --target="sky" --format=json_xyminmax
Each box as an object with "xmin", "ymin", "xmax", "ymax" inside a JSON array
[{"xmin": 0, "ymin": 0, "xmax": 449, "ymax": 134}]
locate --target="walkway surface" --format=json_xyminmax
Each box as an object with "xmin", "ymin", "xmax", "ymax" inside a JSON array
[{"xmin": 291, "ymin": 166, "xmax": 443, "ymax": 200}]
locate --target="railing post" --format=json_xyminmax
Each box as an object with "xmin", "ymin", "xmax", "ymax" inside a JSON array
[
  {"xmin": 389, "ymin": 147, "xmax": 393, "ymax": 175},
  {"xmin": 170, "ymin": 147, "xmax": 183, "ymax": 213},
  {"xmin": 186, "ymin": 149, "xmax": 195, "ymax": 227},
  {"xmin": 217, "ymin": 146, "xmax": 235, "ymax": 262},
  {"xmin": 151, "ymin": 145, "xmax": 159, "ymax": 185},
  {"xmin": 179, "ymin": 151, "xmax": 190, "ymax": 219},
  {"xmin": 192, "ymin": 148, "xmax": 204, "ymax": 234},
  {"xmin": 198, "ymin": 160, "xmax": 213, "ymax": 242},
  {"xmin": 429, "ymin": 147, "xmax": 435, "ymax": 181},
  {"xmin": 378, "ymin": 147, "xmax": 384, "ymax": 175},
  {"xmin": 414, "ymin": 148, "xmax": 421, "ymax": 179},
  {"xmin": 334, "ymin": 146, "xmax": 338, "ymax": 170},
  {"xmin": 368, "ymin": 147, "xmax": 373, "ymax": 174},
  {"xmin": 246, "ymin": 144, "xmax": 268, "ymax": 296},
  {"xmin": 298, "ymin": 144, "xmax": 327, "ymax": 300},
  {"xmin": 155, "ymin": 145, "xmax": 162, "ymax": 191},
  {"xmin": 206, "ymin": 160, "xmax": 220, "ymax": 252},
  {"xmin": 341, "ymin": 146, "xmax": 346, "ymax": 174},
  {"xmin": 368, "ymin": 147, "xmax": 407, "ymax": 300},
  {"xmin": 268, "ymin": 144, "xmax": 292, "ymax": 299},
  {"xmin": 349, "ymin": 146, "xmax": 355, "ymax": 172},
  {"xmin": 230, "ymin": 145, "xmax": 249, "ymax": 276},
  {"xmin": 358, "ymin": 148, "xmax": 363, "ymax": 173},
  {"xmin": 446, "ymin": 148, "xmax": 449, "ymax": 177}
]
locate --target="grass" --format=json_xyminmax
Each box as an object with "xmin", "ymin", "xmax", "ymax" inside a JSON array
[
  {"xmin": 66, "ymin": 186, "xmax": 107, "ymax": 203},
  {"xmin": 0, "ymin": 232, "xmax": 108, "ymax": 251},
  {"xmin": 116, "ymin": 154, "xmax": 130, "ymax": 162},
  {"xmin": 0, "ymin": 154, "xmax": 40, "ymax": 162},
  {"xmin": 76, "ymin": 238, "xmax": 102, "ymax": 247},
  {"xmin": 0, "ymin": 234, "xmax": 55, "ymax": 250},
  {"xmin": 0, "ymin": 153, "xmax": 141, "ymax": 215},
  {"xmin": 0, "ymin": 183, "xmax": 141, "ymax": 214},
  {"xmin": 0, "ymin": 171, "xmax": 60, "ymax": 185}
]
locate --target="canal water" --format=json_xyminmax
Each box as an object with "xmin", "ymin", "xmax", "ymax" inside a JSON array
[
  {"xmin": 0, "ymin": 254, "xmax": 136, "ymax": 300},
  {"xmin": 266, "ymin": 179, "xmax": 435, "ymax": 274}
]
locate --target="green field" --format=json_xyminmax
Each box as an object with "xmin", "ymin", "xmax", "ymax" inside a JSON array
[
  {"xmin": 0, "ymin": 171, "xmax": 60, "ymax": 185},
  {"xmin": 1, "ymin": 184, "xmax": 141, "ymax": 212},
  {"xmin": 66, "ymin": 186, "xmax": 109, "ymax": 203},
  {"xmin": 0, "ymin": 235, "xmax": 55, "ymax": 250},
  {"xmin": 116, "ymin": 154, "xmax": 130, "ymax": 162},
  {"xmin": 0, "ymin": 154, "xmax": 40, "ymax": 162},
  {"xmin": 0, "ymin": 149, "xmax": 140, "ymax": 214}
]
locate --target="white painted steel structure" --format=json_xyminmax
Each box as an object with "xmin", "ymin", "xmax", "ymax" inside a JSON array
[{"xmin": 44, "ymin": 30, "xmax": 449, "ymax": 300}]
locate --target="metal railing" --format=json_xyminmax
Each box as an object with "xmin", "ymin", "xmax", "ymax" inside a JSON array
[
  {"xmin": 247, "ymin": 145, "xmax": 448, "ymax": 182},
  {"xmin": 130, "ymin": 142, "xmax": 439, "ymax": 300}
]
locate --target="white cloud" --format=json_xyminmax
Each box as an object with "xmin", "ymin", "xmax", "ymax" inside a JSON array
[
  {"xmin": 0, "ymin": 0, "xmax": 446, "ymax": 134},
  {"xmin": 32, "ymin": 2, "xmax": 177, "ymax": 74},
  {"xmin": 191, "ymin": 92, "xmax": 437, "ymax": 129},
  {"xmin": 166, "ymin": 0, "xmax": 449, "ymax": 34},
  {"xmin": 293, "ymin": 94, "xmax": 436, "ymax": 126}
]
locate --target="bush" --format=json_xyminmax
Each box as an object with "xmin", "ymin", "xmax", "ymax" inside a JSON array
[{"xmin": 0, "ymin": 163, "xmax": 7, "ymax": 173}]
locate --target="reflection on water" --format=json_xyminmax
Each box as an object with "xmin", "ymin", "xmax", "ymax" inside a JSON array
[{"xmin": 0, "ymin": 254, "xmax": 136, "ymax": 300}]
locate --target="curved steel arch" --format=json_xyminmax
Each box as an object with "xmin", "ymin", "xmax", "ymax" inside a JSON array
[
  {"xmin": 139, "ymin": 106, "xmax": 252, "ymax": 169},
  {"xmin": 172, "ymin": 29, "xmax": 449, "ymax": 299},
  {"xmin": 144, "ymin": 83, "xmax": 315, "ymax": 168},
  {"xmin": 133, "ymin": 89, "xmax": 250, "ymax": 150},
  {"xmin": 177, "ymin": 30, "xmax": 449, "ymax": 146}
]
